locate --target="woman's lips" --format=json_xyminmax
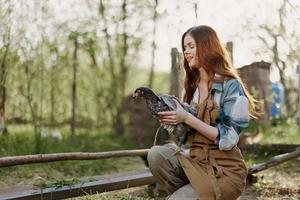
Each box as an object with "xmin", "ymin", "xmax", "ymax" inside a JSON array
[{"xmin": 185, "ymin": 56, "xmax": 193, "ymax": 61}]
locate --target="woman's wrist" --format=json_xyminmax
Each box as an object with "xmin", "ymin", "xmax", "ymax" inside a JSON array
[{"xmin": 183, "ymin": 112, "xmax": 193, "ymax": 124}]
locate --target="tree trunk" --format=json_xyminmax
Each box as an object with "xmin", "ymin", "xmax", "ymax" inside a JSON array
[
  {"xmin": 0, "ymin": 32, "xmax": 10, "ymax": 134},
  {"xmin": 71, "ymin": 36, "xmax": 78, "ymax": 137},
  {"xmin": 99, "ymin": 0, "xmax": 115, "ymax": 80},
  {"xmin": 50, "ymin": 64, "xmax": 56, "ymax": 125},
  {"xmin": 298, "ymin": 63, "xmax": 300, "ymax": 127},
  {"xmin": 50, "ymin": 48, "xmax": 59, "ymax": 126},
  {"xmin": 113, "ymin": 0, "xmax": 129, "ymax": 135},
  {"xmin": 120, "ymin": 0, "xmax": 128, "ymax": 98},
  {"xmin": 99, "ymin": 0, "xmax": 119, "ymax": 129},
  {"xmin": 23, "ymin": 63, "xmax": 41, "ymax": 153},
  {"xmin": 148, "ymin": 0, "xmax": 158, "ymax": 89},
  {"xmin": 39, "ymin": 44, "xmax": 45, "ymax": 132},
  {"xmin": 272, "ymin": 35, "xmax": 293, "ymax": 115},
  {"xmin": 86, "ymin": 41, "xmax": 106, "ymax": 128}
]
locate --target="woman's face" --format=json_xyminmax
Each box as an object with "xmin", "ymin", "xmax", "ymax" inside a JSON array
[{"xmin": 183, "ymin": 34, "xmax": 197, "ymax": 68}]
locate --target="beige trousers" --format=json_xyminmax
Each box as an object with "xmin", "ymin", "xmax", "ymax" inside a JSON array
[{"xmin": 147, "ymin": 144, "xmax": 199, "ymax": 199}]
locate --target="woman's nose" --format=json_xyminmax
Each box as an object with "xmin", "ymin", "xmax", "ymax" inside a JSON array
[
  {"xmin": 184, "ymin": 48, "xmax": 191, "ymax": 54},
  {"xmin": 184, "ymin": 51, "xmax": 190, "ymax": 57}
]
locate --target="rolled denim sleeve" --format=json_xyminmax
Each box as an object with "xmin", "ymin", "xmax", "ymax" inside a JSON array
[{"xmin": 216, "ymin": 79, "xmax": 250, "ymax": 150}]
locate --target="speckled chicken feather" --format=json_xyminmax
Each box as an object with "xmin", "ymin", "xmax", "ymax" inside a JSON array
[{"xmin": 133, "ymin": 87, "xmax": 197, "ymax": 146}]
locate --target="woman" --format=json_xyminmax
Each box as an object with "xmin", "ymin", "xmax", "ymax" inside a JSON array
[{"xmin": 147, "ymin": 25, "xmax": 257, "ymax": 200}]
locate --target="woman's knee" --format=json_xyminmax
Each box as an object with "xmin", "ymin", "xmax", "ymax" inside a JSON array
[
  {"xmin": 147, "ymin": 145, "xmax": 175, "ymax": 167},
  {"xmin": 147, "ymin": 145, "xmax": 164, "ymax": 166},
  {"xmin": 167, "ymin": 184, "xmax": 199, "ymax": 200}
]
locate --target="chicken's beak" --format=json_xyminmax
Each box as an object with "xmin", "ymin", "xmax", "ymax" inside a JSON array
[{"xmin": 132, "ymin": 92, "xmax": 138, "ymax": 99}]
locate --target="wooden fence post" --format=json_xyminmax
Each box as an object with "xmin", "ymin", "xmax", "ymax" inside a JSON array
[
  {"xmin": 226, "ymin": 41, "xmax": 233, "ymax": 64},
  {"xmin": 170, "ymin": 48, "xmax": 183, "ymax": 99}
]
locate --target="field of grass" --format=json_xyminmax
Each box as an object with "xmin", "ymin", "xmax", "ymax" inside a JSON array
[{"xmin": 0, "ymin": 121, "xmax": 299, "ymax": 199}]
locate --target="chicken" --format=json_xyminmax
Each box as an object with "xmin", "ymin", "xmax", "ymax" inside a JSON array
[{"xmin": 133, "ymin": 87, "xmax": 197, "ymax": 146}]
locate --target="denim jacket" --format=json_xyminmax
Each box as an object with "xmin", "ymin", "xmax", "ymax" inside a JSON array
[{"xmin": 211, "ymin": 79, "xmax": 250, "ymax": 150}]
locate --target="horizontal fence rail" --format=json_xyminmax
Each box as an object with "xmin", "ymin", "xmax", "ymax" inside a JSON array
[
  {"xmin": 0, "ymin": 149, "xmax": 149, "ymax": 168},
  {"xmin": 0, "ymin": 170, "xmax": 155, "ymax": 200},
  {"xmin": 248, "ymin": 147, "xmax": 300, "ymax": 174},
  {"xmin": 1, "ymin": 144, "xmax": 299, "ymax": 168}
]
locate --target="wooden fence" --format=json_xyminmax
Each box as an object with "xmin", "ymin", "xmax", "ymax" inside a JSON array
[{"xmin": 0, "ymin": 144, "xmax": 299, "ymax": 200}]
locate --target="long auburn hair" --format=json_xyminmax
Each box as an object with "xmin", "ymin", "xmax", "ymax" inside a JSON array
[{"xmin": 181, "ymin": 25, "xmax": 257, "ymax": 117}]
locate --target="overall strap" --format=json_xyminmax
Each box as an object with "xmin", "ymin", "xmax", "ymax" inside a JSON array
[{"xmin": 218, "ymin": 81, "xmax": 226, "ymax": 116}]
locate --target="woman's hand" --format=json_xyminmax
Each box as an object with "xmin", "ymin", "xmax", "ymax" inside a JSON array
[{"xmin": 158, "ymin": 99, "xmax": 190, "ymax": 125}]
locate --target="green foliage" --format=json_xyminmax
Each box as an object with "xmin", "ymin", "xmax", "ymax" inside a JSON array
[
  {"xmin": 0, "ymin": 0, "xmax": 171, "ymax": 134},
  {"xmin": 127, "ymin": 66, "xmax": 170, "ymax": 95}
]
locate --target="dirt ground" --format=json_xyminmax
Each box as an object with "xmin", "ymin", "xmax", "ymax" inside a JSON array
[
  {"xmin": 1, "ymin": 158, "xmax": 299, "ymax": 200},
  {"xmin": 76, "ymin": 158, "xmax": 300, "ymax": 200}
]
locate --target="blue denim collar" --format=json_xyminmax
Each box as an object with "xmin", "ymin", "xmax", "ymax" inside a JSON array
[{"xmin": 212, "ymin": 82, "xmax": 224, "ymax": 92}]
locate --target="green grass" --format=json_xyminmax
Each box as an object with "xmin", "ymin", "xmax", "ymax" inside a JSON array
[
  {"xmin": 0, "ymin": 125, "xmax": 138, "ymax": 155},
  {"xmin": 0, "ymin": 125, "xmax": 145, "ymax": 188},
  {"xmin": 243, "ymin": 119, "xmax": 300, "ymax": 144},
  {"xmin": 35, "ymin": 177, "xmax": 81, "ymax": 189},
  {"xmin": 242, "ymin": 119, "xmax": 299, "ymax": 167}
]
